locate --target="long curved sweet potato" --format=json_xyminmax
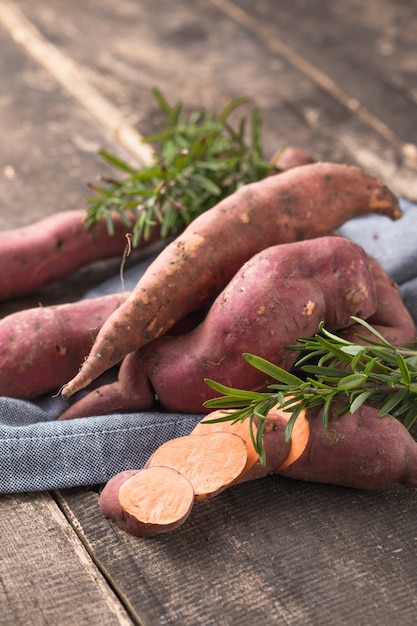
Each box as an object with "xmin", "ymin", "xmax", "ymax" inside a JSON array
[
  {"xmin": 62, "ymin": 162, "xmax": 402, "ymax": 399},
  {"xmin": 0, "ymin": 148, "xmax": 306, "ymax": 304},
  {"xmin": 59, "ymin": 236, "xmax": 404, "ymax": 419},
  {"xmin": 0, "ymin": 210, "xmax": 161, "ymax": 301},
  {"xmin": 0, "ymin": 293, "xmax": 126, "ymax": 398},
  {"xmin": 99, "ymin": 402, "xmax": 417, "ymax": 537}
]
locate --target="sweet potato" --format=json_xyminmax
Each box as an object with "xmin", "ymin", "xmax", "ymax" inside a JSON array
[
  {"xmin": 145, "ymin": 431, "xmax": 248, "ymax": 500},
  {"xmin": 198, "ymin": 403, "xmax": 417, "ymax": 490},
  {"xmin": 272, "ymin": 146, "xmax": 315, "ymax": 171},
  {"xmin": 101, "ymin": 466, "xmax": 195, "ymax": 537},
  {"xmin": 0, "ymin": 210, "xmax": 161, "ymax": 301},
  {"xmin": 339, "ymin": 255, "xmax": 416, "ymax": 346},
  {"xmin": 0, "ymin": 293, "xmax": 126, "ymax": 398},
  {"xmin": 61, "ymin": 162, "xmax": 402, "ymax": 399},
  {"xmin": 99, "ymin": 469, "xmax": 140, "ymax": 522},
  {"xmin": 59, "ymin": 235, "xmax": 391, "ymax": 419},
  {"xmin": 1, "ymin": 148, "xmax": 308, "ymax": 304},
  {"xmin": 99, "ymin": 403, "xmax": 417, "ymax": 537},
  {"xmin": 277, "ymin": 401, "xmax": 417, "ymax": 489},
  {"xmin": 191, "ymin": 409, "xmax": 292, "ymax": 482},
  {"xmin": 99, "ymin": 431, "xmax": 249, "ymax": 536}
]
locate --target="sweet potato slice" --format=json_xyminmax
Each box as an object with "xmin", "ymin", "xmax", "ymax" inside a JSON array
[
  {"xmin": 115, "ymin": 466, "xmax": 195, "ymax": 537},
  {"xmin": 146, "ymin": 432, "xmax": 248, "ymax": 500},
  {"xmin": 192, "ymin": 409, "xmax": 292, "ymax": 481}
]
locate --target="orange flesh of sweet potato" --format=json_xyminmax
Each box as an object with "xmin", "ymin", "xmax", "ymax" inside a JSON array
[
  {"xmin": 192, "ymin": 409, "xmax": 292, "ymax": 481},
  {"xmin": 145, "ymin": 432, "xmax": 248, "ymax": 500},
  {"xmin": 191, "ymin": 412, "xmax": 260, "ymax": 475},
  {"xmin": 116, "ymin": 466, "xmax": 195, "ymax": 537},
  {"xmin": 99, "ymin": 469, "xmax": 140, "ymax": 522},
  {"xmin": 275, "ymin": 407, "xmax": 311, "ymax": 471},
  {"xmin": 61, "ymin": 162, "xmax": 402, "ymax": 399}
]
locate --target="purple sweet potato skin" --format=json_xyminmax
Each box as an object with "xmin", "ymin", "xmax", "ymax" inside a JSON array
[
  {"xmin": 135, "ymin": 236, "xmax": 378, "ymax": 413},
  {"xmin": 59, "ymin": 235, "xmax": 378, "ymax": 419},
  {"xmin": 99, "ymin": 469, "xmax": 140, "ymax": 522},
  {"xmin": 277, "ymin": 402, "xmax": 417, "ymax": 489},
  {"xmin": 339, "ymin": 255, "xmax": 416, "ymax": 347},
  {"xmin": 61, "ymin": 161, "xmax": 402, "ymax": 399},
  {"xmin": 0, "ymin": 211, "xmax": 153, "ymax": 301},
  {"xmin": 0, "ymin": 293, "xmax": 126, "ymax": 398}
]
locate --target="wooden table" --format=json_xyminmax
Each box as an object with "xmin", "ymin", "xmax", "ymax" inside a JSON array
[{"xmin": 1, "ymin": 2, "xmax": 417, "ymax": 624}]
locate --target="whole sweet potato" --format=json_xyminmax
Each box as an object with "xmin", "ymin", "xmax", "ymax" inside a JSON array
[
  {"xmin": 62, "ymin": 162, "xmax": 402, "ymax": 399},
  {"xmin": 0, "ymin": 293, "xmax": 126, "ymax": 398},
  {"xmin": 0, "ymin": 210, "xmax": 161, "ymax": 301}
]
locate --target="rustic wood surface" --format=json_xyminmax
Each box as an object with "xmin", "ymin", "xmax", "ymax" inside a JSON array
[{"xmin": 1, "ymin": 1, "xmax": 417, "ymax": 624}]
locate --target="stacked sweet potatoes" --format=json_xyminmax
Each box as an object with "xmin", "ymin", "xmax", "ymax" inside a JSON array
[
  {"xmin": 1, "ymin": 159, "xmax": 417, "ymax": 519},
  {"xmin": 0, "ymin": 162, "xmax": 411, "ymax": 409}
]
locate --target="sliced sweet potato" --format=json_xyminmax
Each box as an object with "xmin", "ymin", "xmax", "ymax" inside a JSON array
[
  {"xmin": 146, "ymin": 432, "xmax": 248, "ymax": 500},
  {"xmin": 110, "ymin": 466, "xmax": 195, "ymax": 537}
]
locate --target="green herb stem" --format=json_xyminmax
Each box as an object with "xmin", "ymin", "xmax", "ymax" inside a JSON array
[
  {"xmin": 204, "ymin": 317, "xmax": 417, "ymax": 464},
  {"xmin": 85, "ymin": 88, "xmax": 275, "ymax": 246}
]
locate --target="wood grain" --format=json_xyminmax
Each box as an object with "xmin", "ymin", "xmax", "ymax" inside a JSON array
[
  {"xmin": 60, "ymin": 478, "xmax": 417, "ymax": 626},
  {"xmin": 0, "ymin": 492, "xmax": 132, "ymax": 626}
]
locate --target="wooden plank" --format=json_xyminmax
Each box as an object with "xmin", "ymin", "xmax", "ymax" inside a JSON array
[
  {"xmin": 0, "ymin": 19, "xmax": 147, "ymax": 314},
  {"xmin": 0, "ymin": 492, "xmax": 133, "ymax": 626},
  {"xmin": 232, "ymin": 0, "xmax": 417, "ymax": 146},
  {"xmin": 60, "ymin": 478, "xmax": 417, "ymax": 626},
  {"xmin": 0, "ymin": 25, "xmax": 106, "ymax": 231},
  {"xmin": 11, "ymin": 0, "xmax": 417, "ymax": 199}
]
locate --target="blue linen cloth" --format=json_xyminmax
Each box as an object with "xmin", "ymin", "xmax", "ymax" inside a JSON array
[{"xmin": 0, "ymin": 199, "xmax": 416, "ymax": 493}]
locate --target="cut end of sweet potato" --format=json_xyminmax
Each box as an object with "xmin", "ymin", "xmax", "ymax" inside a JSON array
[
  {"xmin": 275, "ymin": 404, "xmax": 310, "ymax": 471},
  {"xmin": 146, "ymin": 432, "xmax": 248, "ymax": 500},
  {"xmin": 116, "ymin": 466, "xmax": 195, "ymax": 537},
  {"xmin": 192, "ymin": 411, "xmax": 259, "ymax": 477}
]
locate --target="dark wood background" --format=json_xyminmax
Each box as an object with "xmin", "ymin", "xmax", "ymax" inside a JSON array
[{"xmin": 1, "ymin": 1, "xmax": 417, "ymax": 624}]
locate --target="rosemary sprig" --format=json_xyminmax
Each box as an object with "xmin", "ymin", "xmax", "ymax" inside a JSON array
[
  {"xmin": 85, "ymin": 87, "xmax": 275, "ymax": 247},
  {"xmin": 203, "ymin": 317, "xmax": 417, "ymax": 463}
]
